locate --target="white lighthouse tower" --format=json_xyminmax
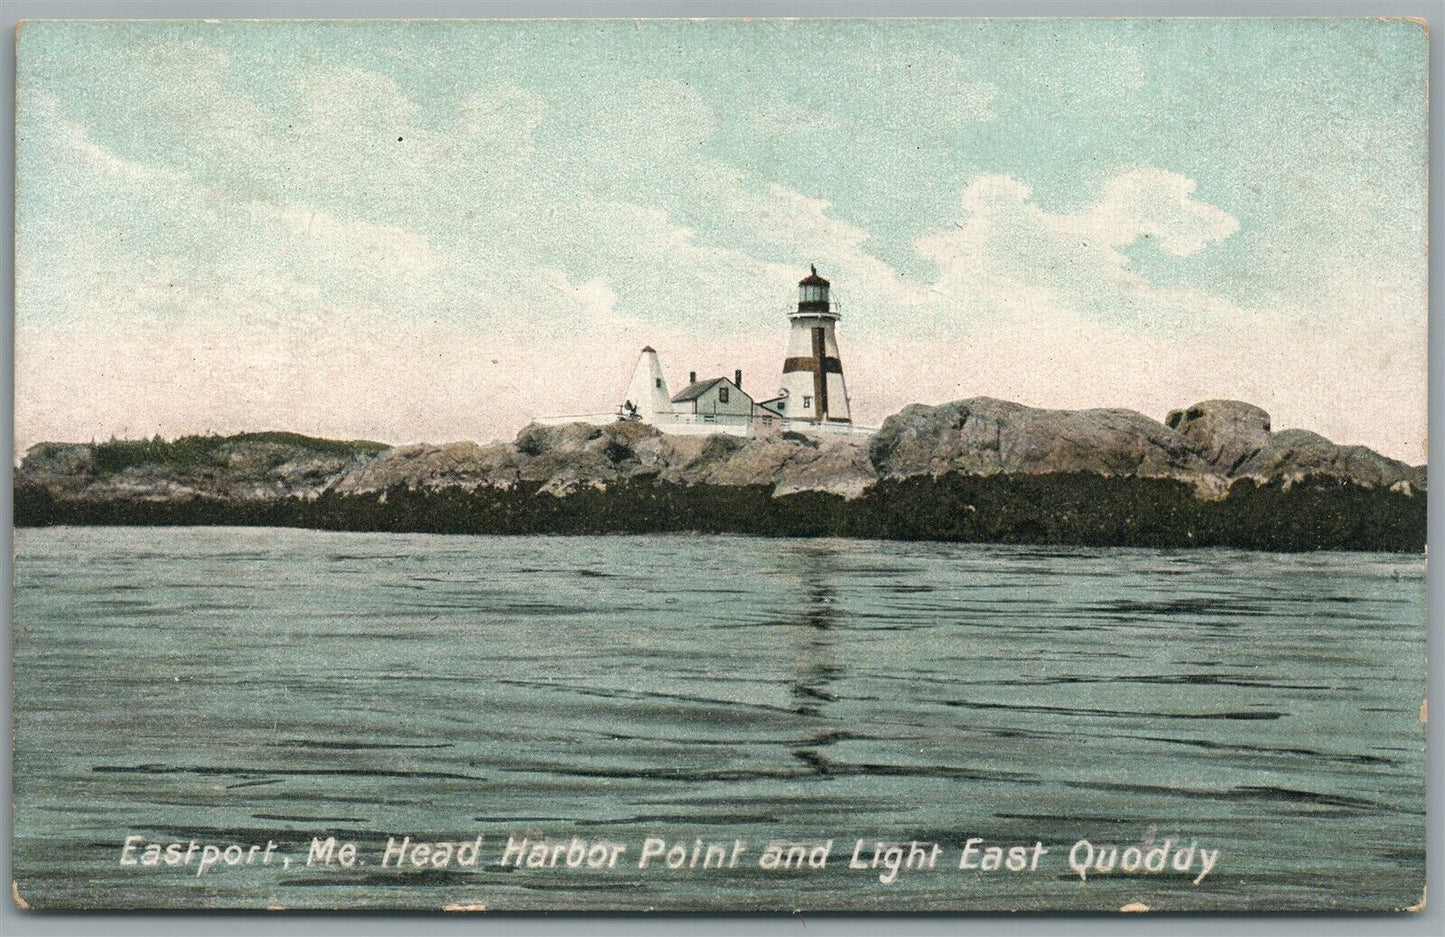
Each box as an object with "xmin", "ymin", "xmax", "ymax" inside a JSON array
[
  {"xmin": 619, "ymin": 346, "xmax": 674, "ymax": 424},
  {"xmin": 777, "ymin": 266, "xmax": 851, "ymax": 424}
]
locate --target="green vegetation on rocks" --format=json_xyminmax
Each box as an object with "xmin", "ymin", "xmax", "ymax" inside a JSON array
[{"xmin": 91, "ymin": 432, "xmax": 389, "ymax": 473}]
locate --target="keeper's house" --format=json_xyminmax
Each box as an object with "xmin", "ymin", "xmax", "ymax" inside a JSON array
[{"xmin": 671, "ymin": 371, "xmax": 752, "ymax": 419}]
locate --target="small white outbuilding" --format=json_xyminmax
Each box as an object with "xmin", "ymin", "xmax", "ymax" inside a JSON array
[{"xmin": 619, "ymin": 346, "xmax": 674, "ymax": 424}]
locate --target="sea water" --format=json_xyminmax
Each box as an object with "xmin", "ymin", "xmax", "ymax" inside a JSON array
[{"xmin": 11, "ymin": 527, "xmax": 1426, "ymax": 911}]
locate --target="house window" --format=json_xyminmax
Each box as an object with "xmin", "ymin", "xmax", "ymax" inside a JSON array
[
  {"xmin": 803, "ymin": 395, "xmax": 812, "ymax": 409},
  {"xmin": 655, "ymin": 378, "xmax": 662, "ymax": 388},
  {"xmin": 777, "ymin": 400, "xmax": 786, "ymax": 411},
  {"xmin": 719, "ymin": 386, "xmax": 730, "ymax": 404}
]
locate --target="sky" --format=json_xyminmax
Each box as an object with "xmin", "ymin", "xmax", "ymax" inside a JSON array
[{"xmin": 14, "ymin": 18, "xmax": 1429, "ymax": 461}]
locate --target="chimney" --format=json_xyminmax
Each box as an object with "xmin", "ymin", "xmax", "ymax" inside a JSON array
[
  {"xmin": 735, "ymin": 369, "xmax": 743, "ymax": 389},
  {"xmin": 689, "ymin": 371, "xmax": 697, "ymax": 384}
]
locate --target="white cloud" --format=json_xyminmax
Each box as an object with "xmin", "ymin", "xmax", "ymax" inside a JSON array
[
  {"xmin": 755, "ymin": 185, "xmax": 929, "ymax": 309},
  {"xmin": 1063, "ymin": 168, "xmax": 1240, "ymax": 257},
  {"xmin": 300, "ymin": 67, "xmax": 419, "ymax": 136},
  {"xmin": 57, "ymin": 115, "xmax": 177, "ymax": 182},
  {"xmin": 915, "ymin": 169, "xmax": 1242, "ymax": 328},
  {"xmin": 21, "ymin": 90, "xmax": 185, "ymax": 186},
  {"xmin": 14, "ymin": 264, "xmax": 649, "ymax": 452}
]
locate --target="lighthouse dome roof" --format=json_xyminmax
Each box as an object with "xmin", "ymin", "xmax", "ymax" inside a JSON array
[{"xmin": 799, "ymin": 264, "xmax": 830, "ymax": 287}]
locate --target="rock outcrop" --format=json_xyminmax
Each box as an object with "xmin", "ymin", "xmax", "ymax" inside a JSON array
[
  {"xmin": 869, "ymin": 397, "xmax": 1424, "ymax": 497},
  {"xmin": 1166, "ymin": 399, "xmax": 1273, "ymax": 472},
  {"xmin": 329, "ymin": 421, "xmax": 878, "ymax": 499},
  {"xmin": 18, "ymin": 398, "xmax": 1424, "ymax": 504},
  {"xmin": 17, "ymin": 433, "xmax": 389, "ymax": 503},
  {"xmin": 1167, "ymin": 401, "xmax": 1425, "ymax": 492},
  {"xmin": 14, "ymin": 398, "xmax": 1425, "ymax": 552},
  {"xmin": 871, "ymin": 397, "xmax": 1208, "ymax": 485}
]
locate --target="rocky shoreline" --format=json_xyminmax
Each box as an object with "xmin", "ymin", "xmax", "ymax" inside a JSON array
[{"xmin": 14, "ymin": 399, "xmax": 1426, "ymax": 552}]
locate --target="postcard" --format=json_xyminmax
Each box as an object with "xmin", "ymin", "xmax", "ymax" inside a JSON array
[{"xmin": 11, "ymin": 17, "xmax": 1428, "ymax": 912}]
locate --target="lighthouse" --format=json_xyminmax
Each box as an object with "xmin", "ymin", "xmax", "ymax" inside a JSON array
[{"xmin": 778, "ymin": 266, "xmax": 851, "ymax": 424}]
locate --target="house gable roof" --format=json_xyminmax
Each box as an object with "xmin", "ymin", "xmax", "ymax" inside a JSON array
[{"xmin": 670, "ymin": 377, "xmax": 728, "ymax": 403}]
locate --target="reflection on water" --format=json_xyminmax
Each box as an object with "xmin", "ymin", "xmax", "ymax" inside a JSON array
[
  {"xmin": 783, "ymin": 545, "xmax": 844, "ymax": 777},
  {"xmin": 786, "ymin": 543, "xmax": 842, "ymax": 720},
  {"xmin": 12, "ymin": 527, "xmax": 1426, "ymax": 912}
]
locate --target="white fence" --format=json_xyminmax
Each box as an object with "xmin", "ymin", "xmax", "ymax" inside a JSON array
[{"xmin": 529, "ymin": 412, "xmax": 619, "ymax": 428}]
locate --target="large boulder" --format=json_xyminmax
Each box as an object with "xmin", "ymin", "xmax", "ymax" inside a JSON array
[
  {"xmin": 1168, "ymin": 399, "xmax": 1423, "ymax": 491},
  {"xmin": 502, "ymin": 422, "xmax": 879, "ymax": 498},
  {"xmin": 1235, "ymin": 428, "xmax": 1425, "ymax": 492},
  {"xmin": 772, "ymin": 436, "xmax": 877, "ymax": 499},
  {"xmin": 1166, "ymin": 400, "xmax": 1272, "ymax": 474},
  {"xmin": 332, "ymin": 441, "xmax": 520, "ymax": 493},
  {"xmin": 511, "ymin": 420, "xmax": 661, "ymax": 493},
  {"xmin": 870, "ymin": 397, "xmax": 1207, "ymax": 482}
]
